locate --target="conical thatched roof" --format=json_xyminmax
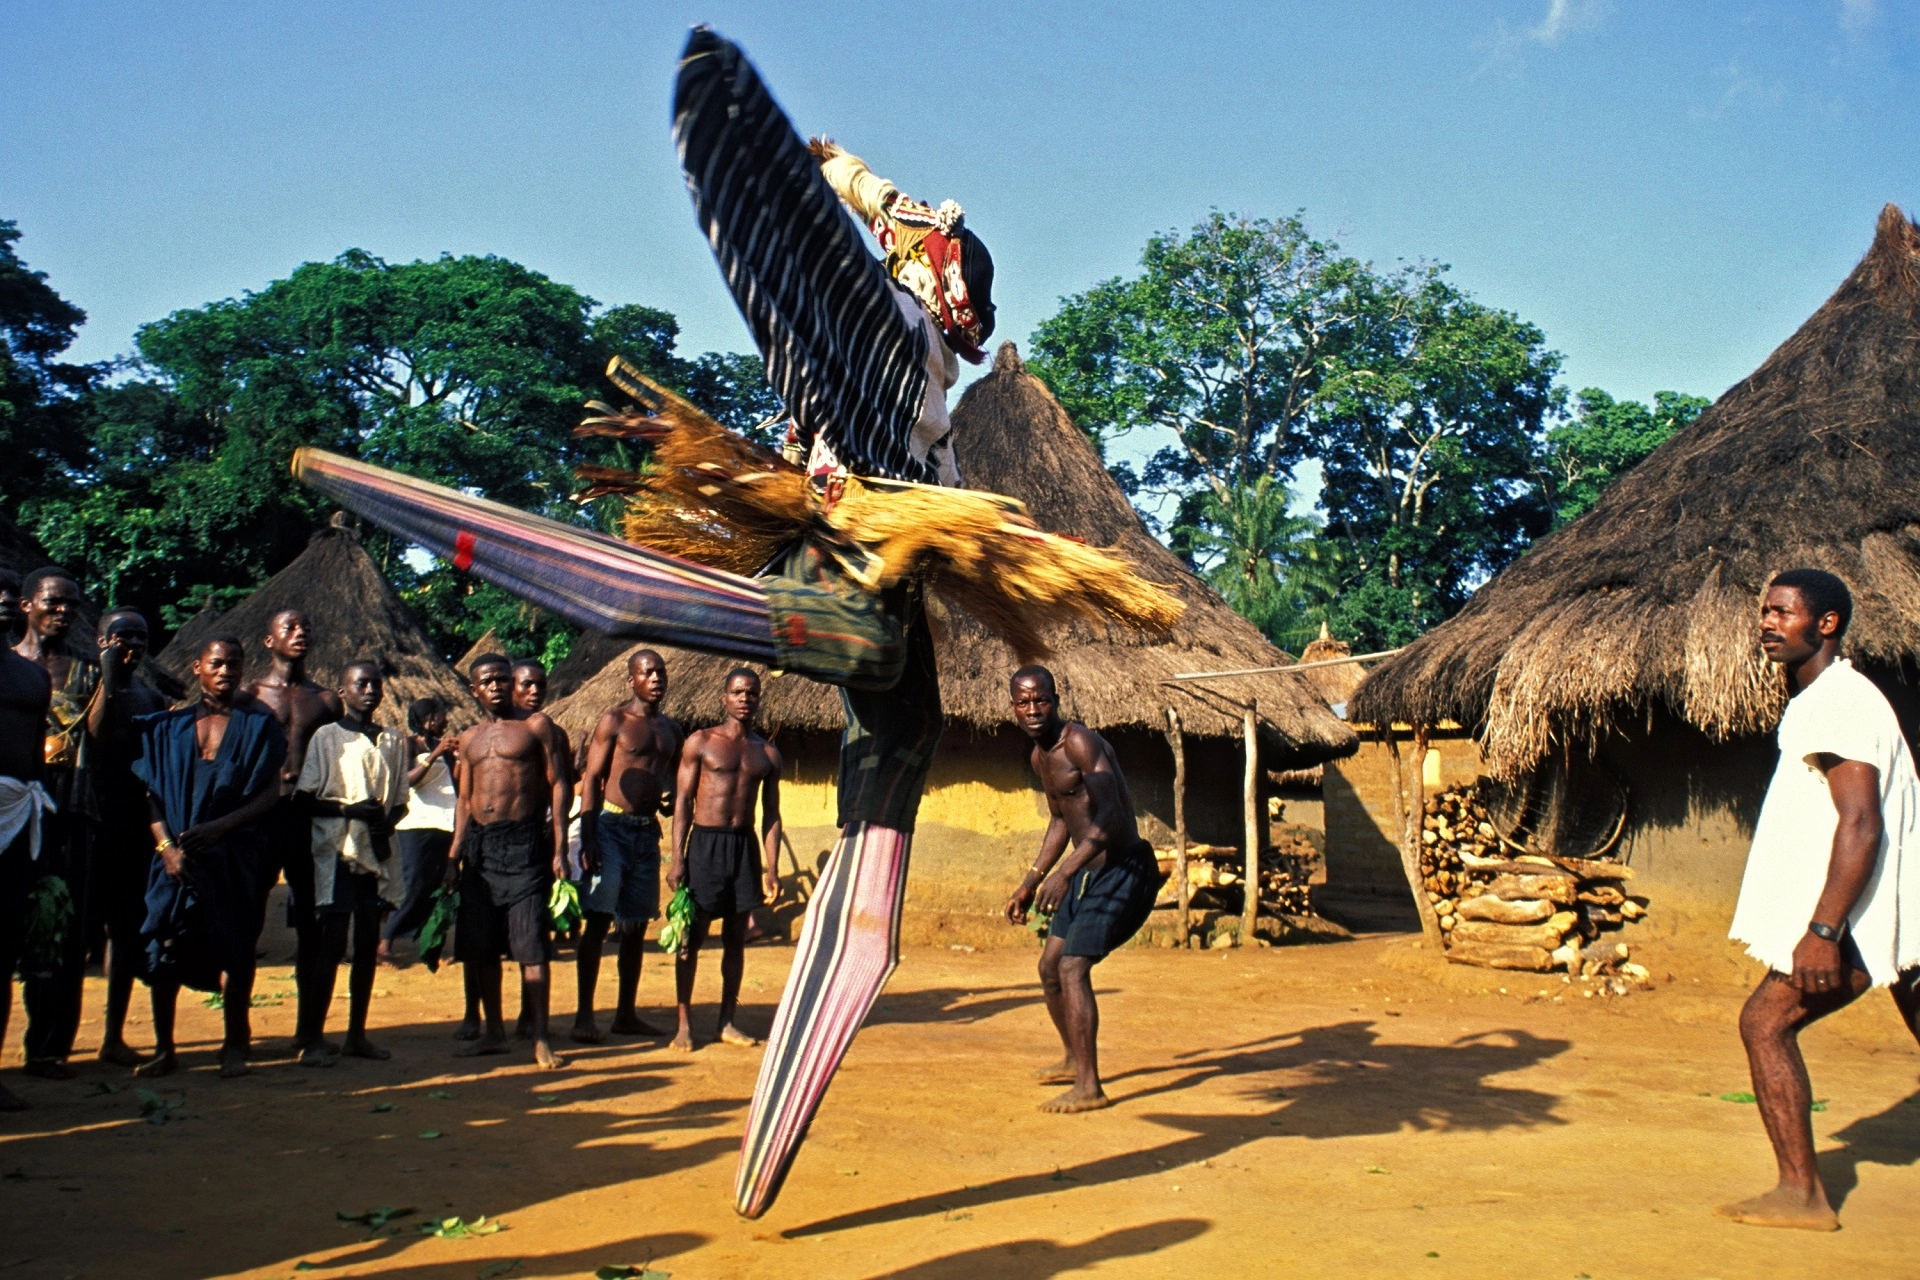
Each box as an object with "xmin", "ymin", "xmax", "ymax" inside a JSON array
[
  {"xmin": 550, "ymin": 344, "xmax": 1357, "ymax": 768},
  {"xmin": 1353, "ymin": 204, "xmax": 1920, "ymax": 778},
  {"xmin": 155, "ymin": 524, "xmax": 480, "ymax": 729}
]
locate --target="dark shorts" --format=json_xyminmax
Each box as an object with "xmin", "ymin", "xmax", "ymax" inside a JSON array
[
  {"xmin": 455, "ymin": 877, "xmax": 551, "ymax": 965},
  {"xmin": 1048, "ymin": 840, "xmax": 1167, "ymax": 961},
  {"xmin": 686, "ymin": 826, "xmax": 763, "ymax": 918},
  {"xmin": 582, "ymin": 811, "xmax": 660, "ymax": 926}
]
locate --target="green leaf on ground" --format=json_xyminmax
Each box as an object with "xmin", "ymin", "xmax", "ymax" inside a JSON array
[
  {"xmin": 136, "ymin": 1088, "xmax": 184, "ymax": 1125},
  {"xmin": 477, "ymin": 1261, "xmax": 522, "ymax": 1279},
  {"xmin": 594, "ymin": 1269, "xmax": 669, "ymax": 1280},
  {"xmin": 421, "ymin": 1215, "xmax": 505, "ymax": 1240},
  {"xmin": 429, "ymin": 1089, "xmax": 454, "ymax": 1100},
  {"xmin": 1366, "ymin": 1165, "xmax": 1389, "ymax": 1175},
  {"xmin": 1719, "ymin": 1092, "xmax": 1758, "ymax": 1104},
  {"xmin": 1811, "ymin": 1099, "xmax": 1829, "ymax": 1113},
  {"xmin": 418, "ymin": 1130, "xmax": 443, "ymax": 1140},
  {"xmin": 293, "ymin": 1264, "xmax": 318, "ymax": 1273},
  {"xmin": 534, "ymin": 1094, "xmax": 558, "ymax": 1104},
  {"xmin": 371, "ymin": 1102, "xmax": 394, "ymax": 1113},
  {"xmin": 1426, "ymin": 1252, "xmax": 1440, "ymax": 1259},
  {"xmin": 89, "ymin": 1081, "xmax": 121, "ymax": 1096},
  {"xmin": 203, "ymin": 992, "xmax": 224, "ymax": 1009}
]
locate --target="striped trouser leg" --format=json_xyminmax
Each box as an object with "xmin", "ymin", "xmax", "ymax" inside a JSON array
[{"xmin": 733, "ymin": 822, "xmax": 910, "ymax": 1218}]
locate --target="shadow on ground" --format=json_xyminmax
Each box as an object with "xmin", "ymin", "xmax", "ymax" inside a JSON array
[
  {"xmin": 860, "ymin": 1219, "xmax": 1211, "ymax": 1280},
  {"xmin": 788, "ymin": 1018, "xmax": 1570, "ymax": 1236},
  {"xmin": 1821, "ymin": 1089, "xmax": 1920, "ymax": 1209}
]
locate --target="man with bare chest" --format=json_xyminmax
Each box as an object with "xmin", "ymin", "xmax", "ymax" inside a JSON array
[
  {"xmin": 450, "ymin": 654, "xmax": 568, "ymax": 1067},
  {"xmin": 573, "ymin": 649, "xmax": 680, "ymax": 1043},
  {"xmin": 669, "ymin": 668, "xmax": 781, "ymax": 1052},
  {"xmin": 243, "ymin": 609, "xmax": 342, "ymax": 1054},
  {"xmin": 0, "ymin": 620, "xmax": 52, "ymax": 1108},
  {"xmin": 1003, "ymin": 665, "xmax": 1165, "ymax": 1114}
]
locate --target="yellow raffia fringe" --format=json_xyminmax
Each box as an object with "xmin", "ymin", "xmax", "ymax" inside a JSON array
[{"xmin": 575, "ymin": 359, "xmax": 1183, "ymax": 657}]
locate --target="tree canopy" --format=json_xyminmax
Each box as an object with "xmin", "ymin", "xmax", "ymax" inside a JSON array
[{"xmin": 1030, "ymin": 212, "xmax": 1700, "ymax": 650}]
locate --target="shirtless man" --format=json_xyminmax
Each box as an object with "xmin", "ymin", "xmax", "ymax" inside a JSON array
[
  {"xmin": 506, "ymin": 658, "xmax": 572, "ymax": 1037},
  {"xmin": 243, "ymin": 609, "xmax": 342, "ymax": 1056},
  {"xmin": 669, "ymin": 668, "xmax": 781, "ymax": 1052},
  {"xmin": 13, "ymin": 568, "xmax": 97, "ymax": 1079},
  {"xmin": 1003, "ymin": 665, "xmax": 1166, "ymax": 1114},
  {"xmin": 574, "ymin": 650, "xmax": 680, "ymax": 1043},
  {"xmin": 0, "ymin": 616, "xmax": 53, "ymax": 1108},
  {"xmin": 87, "ymin": 609, "xmax": 171, "ymax": 1067},
  {"xmin": 448, "ymin": 654, "xmax": 568, "ymax": 1067}
]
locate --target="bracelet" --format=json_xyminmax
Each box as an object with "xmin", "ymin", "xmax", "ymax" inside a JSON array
[
  {"xmin": 157, "ymin": 837, "xmax": 176, "ymax": 852},
  {"xmin": 1808, "ymin": 920, "xmax": 1841, "ymax": 942}
]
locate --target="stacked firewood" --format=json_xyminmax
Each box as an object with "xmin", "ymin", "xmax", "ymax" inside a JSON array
[
  {"xmin": 1154, "ymin": 838, "xmax": 1315, "ymax": 917},
  {"xmin": 1418, "ymin": 784, "xmax": 1650, "ymax": 980}
]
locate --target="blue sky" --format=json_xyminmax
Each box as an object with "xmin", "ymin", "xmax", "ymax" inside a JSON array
[{"xmin": 4, "ymin": 0, "xmax": 1915, "ymax": 431}]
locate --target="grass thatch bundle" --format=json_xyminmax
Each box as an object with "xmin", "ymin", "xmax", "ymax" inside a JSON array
[{"xmin": 1353, "ymin": 204, "xmax": 1920, "ymax": 778}]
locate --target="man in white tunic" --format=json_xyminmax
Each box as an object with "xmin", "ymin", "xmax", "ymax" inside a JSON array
[
  {"xmin": 293, "ymin": 660, "xmax": 409, "ymax": 1066},
  {"xmin": 1721, "ymin": 569, "xmax": 1920, "ymax": 1231}
]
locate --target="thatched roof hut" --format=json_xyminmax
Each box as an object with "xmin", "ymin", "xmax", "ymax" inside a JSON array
[
  {"xmin": 155, "ymin": 520, "xmax": 479, "ymax": 729},
  {"xmin": 1353, "ymin": 204, "xmax": 1920, "ymax": 781},
  {"xmin": 549, "ymin": 344, "xmax": 1356, "ymax": 767}
]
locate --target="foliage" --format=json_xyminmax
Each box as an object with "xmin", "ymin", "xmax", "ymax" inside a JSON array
[
  {"xmin": 15, "ymin": 245, "xmax": 777, "ymax": 658},
  {"xmin": 1539, "ymin": 388, "xmax": 1708, "ymax": 526},
  {"xmin": 0, "ymin": 219, "xmax": 100, "ymax": 511},
  {"xmin": 1031, "ymin": 211, "xmax": 1566, "ymax": 649}
]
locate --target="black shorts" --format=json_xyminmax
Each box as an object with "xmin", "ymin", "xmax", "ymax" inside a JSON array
[
  {"xmin": 1048, "ymin": 840, "xmax": 1166, "ymax": 961},
  {"xmin": 456, "ymin": 879, "xmax": 551, "ymax": 966},
  {"xmin": 686, "ymin": 826, "xmax": 763, "ymax": 918}
]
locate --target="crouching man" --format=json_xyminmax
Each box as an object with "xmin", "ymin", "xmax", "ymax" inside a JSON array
[{"xmin": 1002, "ymin": 665, "xmax": 1166, "ymax": 1113}]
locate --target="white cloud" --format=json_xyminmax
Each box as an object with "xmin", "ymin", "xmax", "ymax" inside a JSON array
[
  {"xmin": 1479, "ymin": 0, "xmax": 1609, "ymax": 73},
  {"xmin": 1837, "ymin": 0, "xmax": 1877, "ymax": 36}
]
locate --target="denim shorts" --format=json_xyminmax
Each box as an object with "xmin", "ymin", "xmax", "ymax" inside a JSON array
[{"xmin": 581, "ymin": 811, "xmax": 661, "ymax": 926}]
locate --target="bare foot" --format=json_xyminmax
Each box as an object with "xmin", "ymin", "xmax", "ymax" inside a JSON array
[
  {"xmin": 292, "ymin": 1036, "xmax": 341, "ymax": 1057},
  {"xmin": 134, "ymin": 1051, "xmax": 176, "ymax": 1079},
  {"xmin": 0, "ymin": 1082, "xmax": 30, "ymax": 1111},
  {"xmin": 452, "ymin": 1016, "xmax": 480, "ymax": 1042},
  {"xmin": 1715, "ymin": 1185, "xmax": 1840, "ymax": 1231},
  {"xmin": 570, "ymin": 1020, "xmax": 606, "ymax": 1045},
  {"xmin": 298, "ymin": 1045, "xmax": 335, "ymax": 1069},
  {"xmin": 670, "ymin": 1028, "xmax": 694, "ymax": 1053},
  {"xmin": 1039, "ymin": 1085, "xmax": 1112, "ymax": 1114},
  {"xmin": 23, "ymin": 1059, "xmax": 74, "ymax": 1081},
  {"xmin": 98, "ymin": 1040, "xmax": 145, "ymax": 1069},
  {"xmin": 609, "ymin": 1012, "xmax": 668, "ymax": 1037},
  {"xmin": 219, "ymin": 1048, "xmax": 251, "ymax": 1078},
  {"xmin": 1033, "ymin": 1057, "xmax": 1078, "ymax": 1086},
  {"xmin": 456, "ymin": 1033, "xmax": 511, "ymax": 1058},
  {"xmin": 716, "ymin": 1023, "xmax": 761, "ymax": 1047},
  {"xmin": 342, "ymin": 1035, "xmax": 391, "ymax": 1061},
  {"xmin": 533, "ymin": 1040, "xmax": 565, "ymax": 1069}
]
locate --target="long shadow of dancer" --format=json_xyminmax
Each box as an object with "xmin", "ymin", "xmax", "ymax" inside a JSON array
[
  {"xmin": 788, "ymin": 1018, "xmax": 1570, "ymax": 1237},
  {"xmin": 860, "ymin": 1219, "xmax": 1211, "ymax": 1280}
]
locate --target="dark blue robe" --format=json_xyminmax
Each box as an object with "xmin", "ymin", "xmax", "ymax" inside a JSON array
[{"xmin": 132, "ymin": 703, "xmax": 285, "ymax": 989}]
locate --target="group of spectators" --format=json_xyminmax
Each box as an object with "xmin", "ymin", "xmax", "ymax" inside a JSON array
[{"xmin": 0, "ymin": 564, "xmax": 786, "ymax": 1108}]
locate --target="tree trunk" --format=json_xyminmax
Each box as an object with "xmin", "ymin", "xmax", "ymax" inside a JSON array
[
  {"xmin": 1165, "ymin": 706, "xmax": 1190, "ymax": 947},
  {"xmin": 1242, "ymin": 701, "xmax": 1259, "ymax": 946},
  {"xmin": 1387, "ymin": 728, "xmax": 1445, "ymax": 949}
]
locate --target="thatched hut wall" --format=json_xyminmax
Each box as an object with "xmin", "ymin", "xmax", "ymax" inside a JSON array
[
  {"xmin": 155, "ymin": 525, "xmax": 480, "ymax": 731},
  {"xmin": 549, "ymin": 343, "xmax": 1355, "ymax": 945}
]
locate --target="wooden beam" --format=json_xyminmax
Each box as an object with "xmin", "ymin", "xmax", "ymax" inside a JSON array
[
  {"xmin": 1165, "ymin": 706, "xmax": 1191, "ymax": 947},
  {"xmin": 1404, "ymin": 724, "xmax": 1445, "ymax": 949},
  {"xmin": 1170, "ymin": 648, "xmax": 1405, "ymax": 681},
  {"xmin": 1242, "ymin": 700, "xmax": 1260, "ymax": 946}
]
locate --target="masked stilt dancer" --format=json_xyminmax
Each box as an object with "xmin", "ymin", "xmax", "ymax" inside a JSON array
[{"xmin": 295, "ymin": 24, "xmax": 1180, "ymax": 1220}]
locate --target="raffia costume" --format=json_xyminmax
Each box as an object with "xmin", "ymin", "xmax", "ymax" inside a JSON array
[{"xmin": 294, "ymin": 26, "xmax": 1179, "ymax": 1219}]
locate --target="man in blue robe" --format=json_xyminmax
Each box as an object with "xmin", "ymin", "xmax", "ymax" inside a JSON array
[{"xmin": 131, "ymin": 634, "xmax": 285, "ymax": 1078}]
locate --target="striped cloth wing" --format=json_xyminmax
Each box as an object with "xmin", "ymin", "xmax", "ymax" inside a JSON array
[
  {"xmin": 291, "ymin": 449, "xmax": 776, "ymax": 662},
  {"xmin": 674, "ymin": 26, "xmax": 934, "ymax": 484}
]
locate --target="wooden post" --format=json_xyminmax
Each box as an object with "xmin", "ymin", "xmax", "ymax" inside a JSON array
[
  {"xmin": 1165, "ymin": 706, "xmax": 1190, "ymax": 947},
  {"xmin": 1392, "ymin": 724, "xmax": 1445, "ymax": 949},
  {"xmin": 1242, "ymin": 701, "xmax": 1260, "ymax": 946}
]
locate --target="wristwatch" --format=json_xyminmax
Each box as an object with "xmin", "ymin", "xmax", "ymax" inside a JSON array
[{"xmin": 1808, "ymin": 920, "xmax": 1842, "ymax": 942}]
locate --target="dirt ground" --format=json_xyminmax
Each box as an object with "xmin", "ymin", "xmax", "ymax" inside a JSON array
[{"xmin": 3, "ymin": 926, "xmax": 1917, "ymax": 1280}]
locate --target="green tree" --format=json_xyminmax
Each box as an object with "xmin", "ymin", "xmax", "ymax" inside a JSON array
[
  {"xmin": 1030, "ymin": 212, "xmax": 1563, "ymax": 650},
  {"xmin": 1539, "ymin": 388, "xmax": 1708, "ymax": 526},
  {"xmin": 0, "ymin": 218, "xmax": 98, "ymax": 508}
]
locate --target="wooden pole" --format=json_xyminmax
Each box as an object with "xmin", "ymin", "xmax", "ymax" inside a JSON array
[
  {"xmin": 1165, "ymin": 706, "xmax": 1190, "ymax": 947},
  {"xmin": 1394, "ymin": 724, "xmax": 1445, "ymax": 949},
  {"xmin": 1242, "ymin": 701, "xmax": 1260, "ymax": 946}
]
